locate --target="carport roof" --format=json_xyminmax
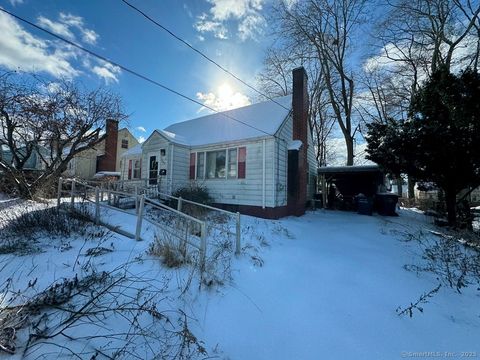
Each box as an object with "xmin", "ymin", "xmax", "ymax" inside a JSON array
[{"xmin": 318, "ymin": 165, "xmax": 381, "ymax": 175}]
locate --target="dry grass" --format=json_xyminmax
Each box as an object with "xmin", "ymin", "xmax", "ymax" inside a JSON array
[{"xmin": 148, "ymin": 232, "xmax": 188, "ymax": 268}]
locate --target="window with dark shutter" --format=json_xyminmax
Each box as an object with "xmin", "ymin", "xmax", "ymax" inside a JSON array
[
  {"xmin": 238, "ymin": 147, "xmax": 246, "ymax": 179},
  {"xmin": 128, "ymin": 159, "xmax": 132, "ymax": 180},
  {"xmin": 189, "ymin": 153, "xmax": 196, "ymax": 179}
]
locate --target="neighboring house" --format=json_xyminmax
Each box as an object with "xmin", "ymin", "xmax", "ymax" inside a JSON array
[
  {"xmin": 414, "ymin": 183, "xmax": 480, "ymax": 206},
  {"xmin": 64, "ymin": 120, "xmax": 139, "ymax": 179},
  {"xmin": 121, "ymin": 67, "xmax": 317, "ymax": 218},
  {"xmin": 0, "ymin": 144, "xmax": 49, "ymax": 171}
]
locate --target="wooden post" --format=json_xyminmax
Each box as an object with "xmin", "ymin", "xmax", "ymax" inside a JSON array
[
  {"xmin": 134, "ymin": 185, "xmax": 139, "ymax": 214},
  {"xmin": 235, "ymin": 212, "xmax": 241, "ymax": 255},
  {"xmin": 108, "ymin": 189, "xmax": 112, "ymax": 205},
  {"xmin": 200, "ymin": 222, "xmax": 206, "ymax": 272},
  {"xmin": 57, "ymin": 177, "xmax": 63, "ymax": 208},
  {"xmin": 181, "ymin": 222, "xmax": 188, "ymax": 257},
  {"xmin": 135, "ymin": 195, "xmax": 145, "ymax": 241},
  {"xmin": 100, "ymin": 184, "xmax": 104, "ymax": 202},
  {"xmin": 95, "ymin": 187, "xmax": 100, "ymax": 225},
  {"xmin": 321, "ymin": 175, "xmax": 327, "ymax": 209},
  {"xmin": 177, "ymin": 196, "xmax": 183, "ymax": 212},
  {"xmin": 70, "ymin": 180, "xmax": 75, "ymax": 210}
]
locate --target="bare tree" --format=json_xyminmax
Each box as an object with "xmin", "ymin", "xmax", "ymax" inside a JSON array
[
  {"xmin": 257, "ymin": 46, "xmax": 335, "ymax": 166},
  {"xmin": 269, "ymin": 0, "xmax": 367, "ymax": 166},
  {"xmin": 0, "ymin": 71, "xmax": 125, "ymax": 199},
  {"xmin": 365, "ymin": 0, "xmax": 480, "ymax": 122}
]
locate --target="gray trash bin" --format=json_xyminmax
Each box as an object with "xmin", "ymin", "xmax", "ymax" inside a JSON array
[{"xmin": 376, "ymin": 193, "xmax": 398, "ymax": 216}]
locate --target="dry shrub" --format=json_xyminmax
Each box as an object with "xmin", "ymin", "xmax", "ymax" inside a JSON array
[
  {"xmin": 148, "ymin": 232, "xmax": 188, "ymax": 268},
  {"xmin": 0, "ymin": 204, "xmax": 109, "ymax": 255}
]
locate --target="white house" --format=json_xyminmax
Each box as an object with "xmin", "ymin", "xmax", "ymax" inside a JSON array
[{"xmin": 121, "ymin": 67, "xmax": 317, "ymax": 218}]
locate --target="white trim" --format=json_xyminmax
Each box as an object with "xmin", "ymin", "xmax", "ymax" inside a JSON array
[
  {"xmin": 194, "ymin": 147, "xmax": 241, "ymax": 180},
  {"xmin": 169, "ymin": 144, "xmax": 174, "ymax": 193},
  {"xmin": 147, "ymin": 151, "xmax": 158, "ymax": 185}
]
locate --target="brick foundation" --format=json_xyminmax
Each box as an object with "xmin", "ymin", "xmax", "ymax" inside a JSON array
[{"xmin": 213, "ymin": 203, "xmax": 289, "ymax": 220}]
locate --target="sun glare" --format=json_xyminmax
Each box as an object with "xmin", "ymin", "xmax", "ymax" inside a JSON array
[
  {"xmin": 218, "ymin": 83, "xmax": 234, "ymax": 100},
  {"xmin": 215, "ymin": 82, "xmax": 251, "ymax": 111}
]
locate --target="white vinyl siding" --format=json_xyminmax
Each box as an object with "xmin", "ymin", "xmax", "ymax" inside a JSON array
[
  {"xmin": 189, "ymin": 138, "xmax": 275, "ymax": 207},
  {"xmin": 274, "ymin": 114, "xmax": 293, "ymax": 207},
  {"xmin": 120, "ymin": 154, "xmax": 141, "ymax": 181}
]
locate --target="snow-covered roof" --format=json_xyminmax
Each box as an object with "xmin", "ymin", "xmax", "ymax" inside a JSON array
[
  {"xmin": 162, "ymin": 95, "xmax": 292, "ymax": 146},
  {"xmin": 287, "ymin": 140, "xmax": 303, "ymax": 150},
  {"xmin": 157, "ymin": 130, "xmax": 189, "ymax": 146},
  {"xmin": 121, "ymin": 143, "xmax": 142, "ymax": 157},
  {"xmin": 94, "ymin": 171, "xmax": 121, "ymax": 178}
]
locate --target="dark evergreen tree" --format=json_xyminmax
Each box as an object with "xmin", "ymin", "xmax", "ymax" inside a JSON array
[{"xmin": 366, "ymin": 68, "xmax": 480, "ymax": 226}]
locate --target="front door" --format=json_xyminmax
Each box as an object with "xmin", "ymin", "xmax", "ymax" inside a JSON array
[{"xmin": 149, "ymin": 155, "xmax": 158, "ymax": 185}]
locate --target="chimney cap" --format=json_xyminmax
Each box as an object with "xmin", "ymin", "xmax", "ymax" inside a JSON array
[{"xmin": 292, "ymin": 66, "xmax": 308, "ymax": 79}]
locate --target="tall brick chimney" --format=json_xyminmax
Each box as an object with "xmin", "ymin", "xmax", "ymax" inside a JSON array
[
  {"xmin": 97, "ymin": 119, "xmax": 118, "ymax": 172},
  {"xmin": 287, "ymin": 67, "xmax": 309, "ymax": 216}
]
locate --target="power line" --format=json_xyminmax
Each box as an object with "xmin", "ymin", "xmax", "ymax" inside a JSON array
[
  {"xmin": 120, "ymin": 0, "xmax": 291, "ymax": 112},
  {"xmin": 0, "ymin": 7, "xmax": 278, "ymax": 139}
]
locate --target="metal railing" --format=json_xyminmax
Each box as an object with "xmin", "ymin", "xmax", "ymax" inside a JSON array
[
  {"xmin": 110, "ymin": 178, "xmax": 241, "ymax": 255},
  {"xmin": 57, "ymin": 178, "xmax": 211, "ymax": 271}
]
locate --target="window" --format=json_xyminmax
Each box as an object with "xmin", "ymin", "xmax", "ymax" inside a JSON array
[
  {"xmin": 228, "ymin": 148, "xmax": 237, "ymax": 178},
  {"xmin": 206, "ymin": 150, "xmax": 226, "ymax": 179},
  {"xmin": 196, "ymin": 152, "xmax": 205, "ymax": 179},
  {"xmin": 121, "ymin": 139, "xmax": 129, "ymax": 149},
  {"xmin": 190, "ymin": 147, "xmax": 246, "ymax": 180},
  {"xmin": 133, "ymin": 159, "xmax": 141, "ymax": 179}
]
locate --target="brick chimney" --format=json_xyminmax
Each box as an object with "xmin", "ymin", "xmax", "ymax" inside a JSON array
[
  {"xmin": 97, "ymin": 119, "xmax": 118, "ymax": 172},
  {"xmin": 287, "ymin": 67, "xmax": 309, "ymax": 216}
]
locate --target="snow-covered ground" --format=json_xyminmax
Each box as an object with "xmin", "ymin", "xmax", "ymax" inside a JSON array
[{"xmin": 1, "ymin": 198, "xmax": 479, "ymax": 359}]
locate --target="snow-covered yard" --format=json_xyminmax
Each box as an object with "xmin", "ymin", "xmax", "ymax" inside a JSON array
[{"xmin": 1, "ymin": 198, "xmax": 479, "ymax": 359}]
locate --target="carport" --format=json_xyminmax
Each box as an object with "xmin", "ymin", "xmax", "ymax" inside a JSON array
[{"xmin": 318, "ymin": 165, "xmax": 386, "ymax": 210}]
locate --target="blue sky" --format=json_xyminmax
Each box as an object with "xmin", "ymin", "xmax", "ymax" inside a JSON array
[{"xmin": 0, "ymin": 0, "xmax": 274, "ymax": 142}]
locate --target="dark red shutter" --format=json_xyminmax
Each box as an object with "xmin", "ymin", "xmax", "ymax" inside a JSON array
[
  {"xmin": 139, "ymin": 159, "xmax": 142, "ymax": 179},
  {"xmin": 189, "ymin": 153, "xmax": 196, "ymax": 179},
  {"xmin": 128, "ymin": 159, "xmax": 132, "ymax": 180},
  {"xmin": 238, "ymin": 147, "xmax": 246, "ymax": 179}
]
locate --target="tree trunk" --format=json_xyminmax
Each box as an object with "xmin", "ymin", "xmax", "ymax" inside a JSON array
[
  {"xmin": 346, "ymin": 137, "xmax": 354, "ymax": 166},
  {"xmin": 445, "ymin": 188, "xmax": 457, "ymax": 226},
  {"xmin": 408, "ymin": 177, "xmax": 415, "ymax": 199}
]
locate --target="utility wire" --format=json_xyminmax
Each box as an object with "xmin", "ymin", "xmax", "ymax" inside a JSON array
[
  {"xmin": 120, "ymin": 0, "xmax": 291, "ymax": 112},
  {"xmin": 0, "ymin": 7, "xmax": 279, "ymax": 138}
]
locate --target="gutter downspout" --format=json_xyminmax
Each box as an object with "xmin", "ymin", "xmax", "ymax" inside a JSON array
[
  {"xmin": 262, "ymin": 139, "xmax": 266, "ymax": 209},
  {"xmin": 273, "ymin": 139, "xmax": 276, "ymax": 207}
]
